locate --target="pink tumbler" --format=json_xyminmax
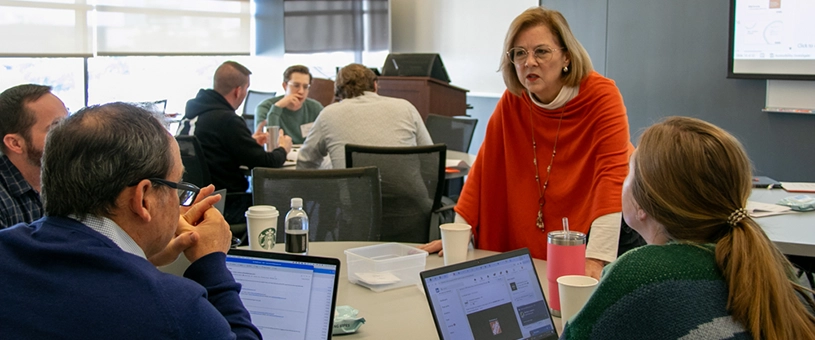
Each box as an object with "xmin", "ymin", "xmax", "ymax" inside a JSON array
[{"xmin": 546, "ymin": 230, "xmax": 586, "ymax": 317}]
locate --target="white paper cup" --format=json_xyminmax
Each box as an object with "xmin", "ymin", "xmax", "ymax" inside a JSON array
[
  {"xmin": 557, "ymin": 275, "xmax": 599, "ymax": 323},
  {"xmin": 440, "ymin": 223, "xmax": 471, "ymax": 265},
  {"xmin": 245, "ymin": 205, "xmax": 279, "ymax": 251}
]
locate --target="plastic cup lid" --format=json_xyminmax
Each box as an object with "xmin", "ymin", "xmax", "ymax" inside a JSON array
[{"xmin": 246, "ymin": 205, "xmax": 279, "ymax": 218}]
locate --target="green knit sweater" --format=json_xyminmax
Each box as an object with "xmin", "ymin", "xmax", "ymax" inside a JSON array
[
  {"xmin": 561, "ymin": 243, "xmax": 750, "ymax": 339},
  {"xmin": 255, "ymin": 96, "xmax": 324, "ymax": 144}
]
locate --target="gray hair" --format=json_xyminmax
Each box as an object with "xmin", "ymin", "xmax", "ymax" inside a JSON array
[{"xmin": 42, "ymin": 102, "xmax": 173, "ymax": 219}]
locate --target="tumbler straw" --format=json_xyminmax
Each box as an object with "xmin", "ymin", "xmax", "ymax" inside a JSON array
[{"xmin": 562, "ymin": 217, "xmax": 570, "ymax": 238}]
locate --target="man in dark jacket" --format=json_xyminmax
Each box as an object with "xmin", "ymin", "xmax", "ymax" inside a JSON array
[{"xmin": 178, "ymin": 61, "xmax": 292, "ymax": 227}]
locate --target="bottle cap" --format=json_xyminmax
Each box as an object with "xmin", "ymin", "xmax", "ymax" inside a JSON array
[{"xmin": 291, "ymin": 197, "xmax": 303, "ymax": 208}]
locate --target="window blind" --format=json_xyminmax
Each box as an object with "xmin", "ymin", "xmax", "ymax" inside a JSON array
[
  {"xmin": 283, "ymin": 0, "xmax": 389, "ymax": 54},
  {"xmin": 95, "ymin": 0, "xmax": 251, "ymax": 56},
  {"xmin": 0, "ymin": 0, "xmax": 93, "ymax": 57},
  {"xmin": 0, "ymin": 0, "xmax": 250, "ymax": 57}
]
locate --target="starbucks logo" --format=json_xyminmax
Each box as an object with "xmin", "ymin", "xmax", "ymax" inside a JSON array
[{"xmin": 258, "ymin": 228, "xmax": 276, "ymax": 249}]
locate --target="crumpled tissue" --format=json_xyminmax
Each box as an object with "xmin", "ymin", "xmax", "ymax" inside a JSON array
[
  {"xmin": 777, "ymin": 195, "xmax": 815, "ymax": 211},
  {"xmin": 333, "ymin": 305, "xmax": 365, "ymax": 335}
]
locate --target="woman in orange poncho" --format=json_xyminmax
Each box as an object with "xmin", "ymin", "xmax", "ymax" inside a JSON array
[{"xmin": 421, "ymin": 6, "xmax": 633, "ymax": 278}]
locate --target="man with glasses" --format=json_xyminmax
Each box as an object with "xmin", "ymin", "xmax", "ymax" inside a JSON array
[
  {"xmin": 255, "ymin": 65, "xmax": 324, "ymax": 144},
  {"xmin": 0, "ymin": 103, "xmax": 261, "ymax": 339},
  {"xmin": 0, "ymin": 84, "xmax": 68, "ymax": 228}
]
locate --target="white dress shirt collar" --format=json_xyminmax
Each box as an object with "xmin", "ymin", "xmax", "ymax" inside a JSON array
[{"xmin": 68, "ymin": 214, "xmax": 147, "ymax": 259}]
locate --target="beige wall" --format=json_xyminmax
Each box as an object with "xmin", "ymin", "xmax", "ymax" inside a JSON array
[{"xmin": 391, "ymin": 0, "xmax": 537, "ymax": 96}]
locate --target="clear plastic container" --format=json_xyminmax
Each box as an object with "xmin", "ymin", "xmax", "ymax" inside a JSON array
[{"xmin": 344, "ymin": 243, "xmax": 428, "ymax": 292}]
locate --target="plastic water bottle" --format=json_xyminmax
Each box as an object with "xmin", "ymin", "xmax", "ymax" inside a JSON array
[{"xmin": 285, "ymin": 198, "xmax": 309, "ymax": 254}]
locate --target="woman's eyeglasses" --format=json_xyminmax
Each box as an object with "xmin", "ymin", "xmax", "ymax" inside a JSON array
[{"xmin": 507, "ymin": 46, "xmax": 563, "ymax": 65}]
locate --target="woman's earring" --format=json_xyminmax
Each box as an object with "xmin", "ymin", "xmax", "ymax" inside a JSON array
[{"xmin": 563, "ymin": 65, "xmax": 569, "ymax": 72}]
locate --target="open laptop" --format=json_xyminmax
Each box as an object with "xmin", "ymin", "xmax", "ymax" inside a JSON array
[
  {"xmin": 420, "ymin": 248, "xmax": 558, "ymax": 340},
  {"xmin": 226, "ymin": 249, "xmax": 341, "ymax": 340}
]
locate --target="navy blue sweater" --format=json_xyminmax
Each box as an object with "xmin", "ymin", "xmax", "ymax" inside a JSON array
[{"xmin": 0, "ymin": 216, "xmax": 261, "ymax": 339}]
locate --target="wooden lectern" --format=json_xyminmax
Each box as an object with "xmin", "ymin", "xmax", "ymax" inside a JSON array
[{"xmin": 376, "ymin": 76, "xmax": 469, "ymax": 120}]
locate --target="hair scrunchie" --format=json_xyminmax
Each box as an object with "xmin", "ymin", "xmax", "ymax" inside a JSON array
[{"xmin": 728, "ymin": 207, "xmax": 749, "ymax": 227}]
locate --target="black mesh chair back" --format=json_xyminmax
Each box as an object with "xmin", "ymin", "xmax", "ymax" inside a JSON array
[
  {"xmin": 345, "ymin": 144, "xmax": 446, "ymax": 243},
  {"xmin": 425, "ymin": 114, "xmax": 478, "ymax": 153},
  {"xmin": 241, "ymin": 90, "xmax": 277, "ymax": 131},
  {"xmin": 175, "ymin": 135, "xmax": 211, "ymax": 188},
  {"xmin": 252, "ymin": 166, "xmax": 383, "ymax": 244}
]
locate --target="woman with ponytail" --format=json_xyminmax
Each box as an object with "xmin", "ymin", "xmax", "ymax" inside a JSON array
[{"xmin": 562, "ymin": 116, "xmax": 815, "ymax": 339}]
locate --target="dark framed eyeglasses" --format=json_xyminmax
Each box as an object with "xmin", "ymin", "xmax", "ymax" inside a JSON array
[{"xmin": 130, "ymin": 178, "xmax": 200, "ymax": 206}]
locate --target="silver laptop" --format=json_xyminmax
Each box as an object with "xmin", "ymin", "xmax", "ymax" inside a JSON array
[
  {"xmin": 420, "ymin": 248, "xmax": 558, "ymax": 340},
  {"xmin": 226, "ymin": 249, "xmax": 341, "ymax": 340}
]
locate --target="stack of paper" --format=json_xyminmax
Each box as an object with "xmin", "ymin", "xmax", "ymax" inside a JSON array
[
  {"xmin": 746, "ymin": 201, "xmax": 795, "ymax": 218},
  {"xmin": 780, "ymin": 182, "xmax": 815, "ymax": 193}
]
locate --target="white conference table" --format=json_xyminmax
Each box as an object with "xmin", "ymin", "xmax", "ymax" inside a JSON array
[
  {"xmin": 264, "ymin": 241, "xmax": 563, "ymax": 339},
  {"xmin": 750, "ymin": 188, "xmax": 815, "ymax": 257}
]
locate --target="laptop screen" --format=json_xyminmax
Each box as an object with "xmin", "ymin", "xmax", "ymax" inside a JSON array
[
  {"xmin": 421, "ymin": 248, "xmax": 558, "ymax": 340},
  {"xmin": 226, "ymin": 249, "xmax": 341, "ymax": 340}
]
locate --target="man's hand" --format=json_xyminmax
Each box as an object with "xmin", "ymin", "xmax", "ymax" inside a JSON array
[
  {"xmin": 148, "ymin": 231, "xmax": 200, "ymax": 267},
  {"xmin": 252, "ymin": 120, "xmax": 268, "ymax": 146},
  {"xmin": 585, "ymin": 258, "xmax": 607, "ymax": 280},
  {"xmin": 278, "ymin": 130, "xmax": 293, "ymax": 153},
  {"xmin": 183, "ymin": 208, "xmax": 233, "ymax": 263},
  {"xmin": 148, "ymin": 185, "xmax": 219, "ymax": 266},
  {"xmin": 274, "ymin": 94, "xmax": 304, "ymax": 111}
]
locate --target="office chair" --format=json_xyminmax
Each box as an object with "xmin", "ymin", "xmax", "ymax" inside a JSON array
[
  {"xmin": 241, "ymin": 90, "xmax": 277, "ymax": 131},
  {"xmin": 175, "ymin": 135, "xmax": 211, "ymax": 188},
  {"xmin": 345, "ymin": 143, "xmax": 447, "ymax": 243},
  {"xmin": 252, "ymin": 166, "xmax": 383, "ymax": 244},
  {"xmin": 788, "ymin": 255, "xmax": 815, "ymax": 289},
  {"xmin": 425, "ymin": 114, "xmax": 478, "ymax": 200},
  {"xmin": 425, "ymin": 114, "xmax": 478, "ymax": 153},
  {"xmin": 134, "ymin": 99, "xmax": 167, "ymax": 114},
  {"xmin": 176, "ymin": 135, "xmax": 249, "ymax": 243}
]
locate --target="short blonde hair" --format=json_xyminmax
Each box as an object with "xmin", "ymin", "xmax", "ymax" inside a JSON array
[{"xmin": 500, "ymin": 6, "xmax": 593, "ymax": 96}]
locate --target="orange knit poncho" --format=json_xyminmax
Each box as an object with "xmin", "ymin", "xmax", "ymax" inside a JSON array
[{"xmin": 456, "ymin": 72, "xmax": 632, "ymax": 260}]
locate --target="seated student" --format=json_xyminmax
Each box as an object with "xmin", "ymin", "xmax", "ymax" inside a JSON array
[
  {"xmin": 0, "ymin": 103, "xmax": 260, "ymax": 339},
  {"xmin": 255, "ymin": 65, "xmax": 324, "ymax": 144},
  {"xmin": 178, "ymin": 61, "xmax": 292, "ymax": 228},
  {"xmin": 296, "ymin": 63, "xmax": 432, "ymax": 169},
  {"xmin": 0, "ymin": 84, "xmax": 68, "ymax": 228},
  {"xmin": 562, "ymin": 116, "xmax": 815, "ymax": 339}
]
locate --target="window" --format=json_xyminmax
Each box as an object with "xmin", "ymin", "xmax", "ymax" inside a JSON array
[{"xmin": 0, "ymin": 57, "xmax": 85, "ymax": 112}]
